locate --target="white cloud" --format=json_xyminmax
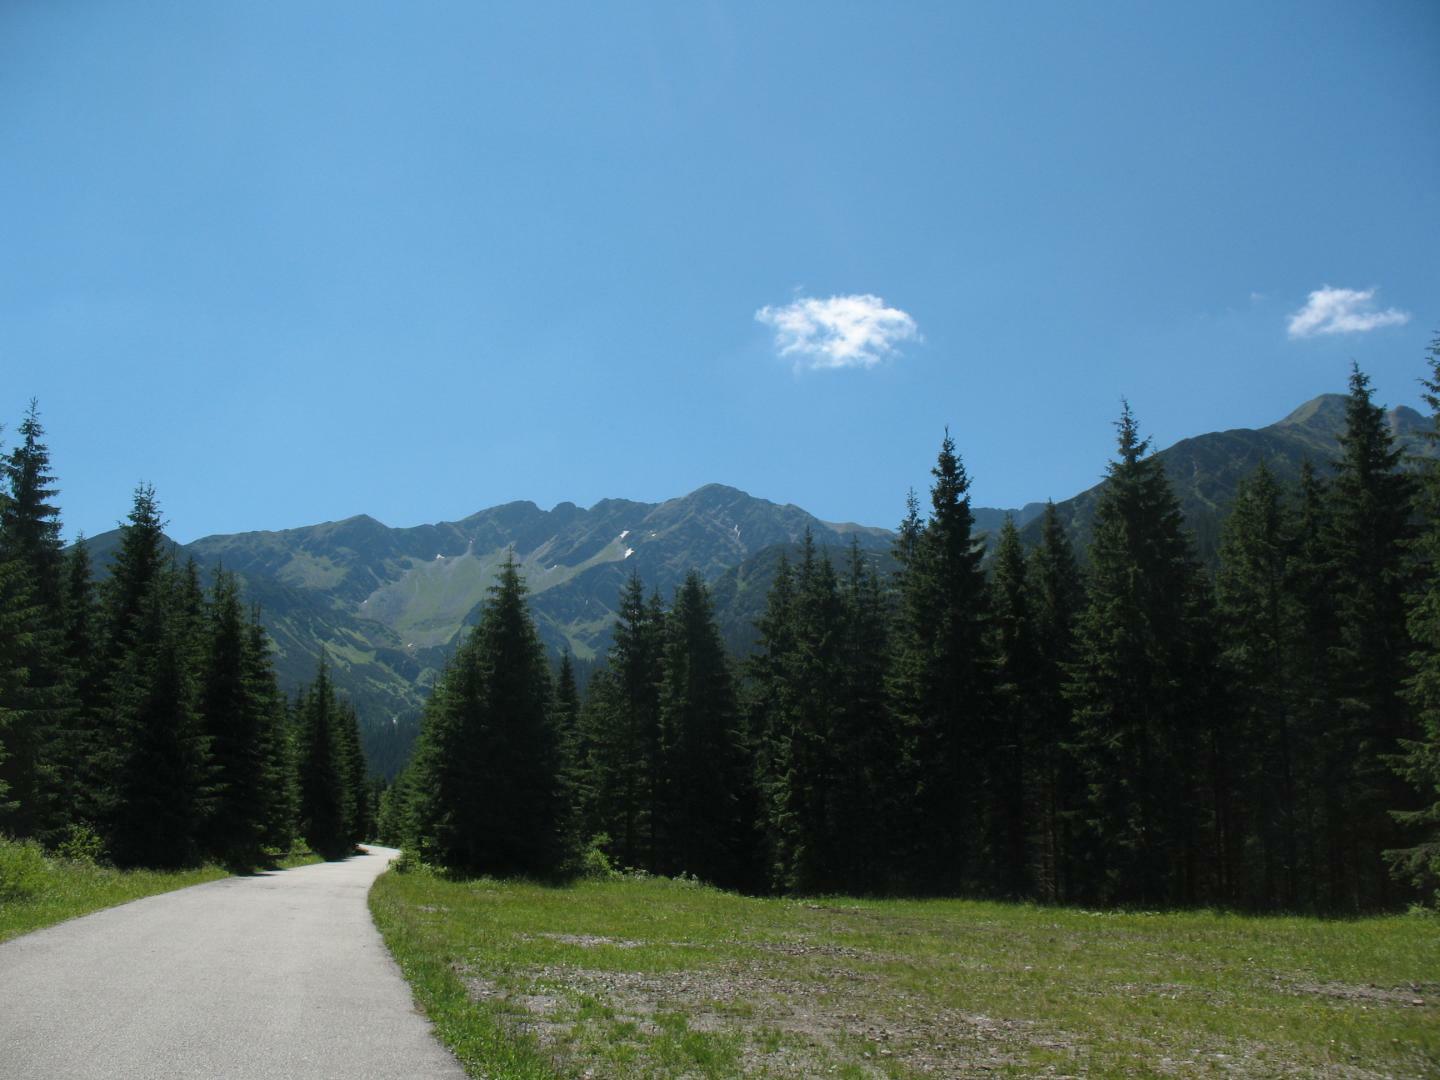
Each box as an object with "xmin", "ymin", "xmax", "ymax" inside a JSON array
[
  {"xmin": 755, "ymin": 293, "xmax": 920, "ymax": 371},
  {"xmin": 1287, "ymin": 286, "xmax": 1410, "ymax": 339}
]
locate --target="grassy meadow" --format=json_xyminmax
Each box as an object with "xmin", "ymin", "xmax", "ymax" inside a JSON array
[{"xmin": 371, "ymin": 867, "xmax": 1439, "ymax": 1079}]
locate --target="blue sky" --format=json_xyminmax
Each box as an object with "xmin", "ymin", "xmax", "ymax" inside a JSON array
[{"xmin": 3, "ymin": 2, "xmax": 1437, "ymax": 543}]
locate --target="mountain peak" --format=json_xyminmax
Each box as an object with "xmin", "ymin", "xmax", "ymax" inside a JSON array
[
  {"xmin": 683, "ymin": 482, "xmax": 754, "ymax": 504},
  {"xmin": 1275, "ymin": 393, "xmax": 1428, "ymax": 440},
  {"xmin": 1275, "ymin": 393, "xmax": 1348, "ymax": 430}
]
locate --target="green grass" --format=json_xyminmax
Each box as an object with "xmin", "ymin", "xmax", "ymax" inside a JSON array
[
  {"xmin": 370, "ymin": 867, "xmax": 1440, "ymax": 1079},
  {"xmin": 0, "ymin": 837, "xmax": 227, "ymax": 944},
  {"xmin": 271, "ymin": 845, "xmax": 326, "ymax": 871},
  {"xmin": 362, "ymin": 543, "xmax": 631, "ymax": 653},
  {"xmin": 0, "ymin": 837, "xmax": 323, "ymax": 944}
]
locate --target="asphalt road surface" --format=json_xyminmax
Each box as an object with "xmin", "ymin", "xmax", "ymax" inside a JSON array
[{"xmin": 0, "ymin": 845, "xmax": 466, "ymax": 1079}]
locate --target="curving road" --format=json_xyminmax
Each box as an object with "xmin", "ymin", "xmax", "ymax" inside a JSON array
[{"xmin": 0, "ymin": 846, "xmax": 465, "ymax": 1079}]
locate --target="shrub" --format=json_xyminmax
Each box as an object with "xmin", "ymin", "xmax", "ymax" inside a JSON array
[
  {"xmin": 391, "ymin": 848, "xmax": 430, "ymax": 875},
  {"xmin": 55, "ymin": 824, "xmax": 106, "ymax": 866},
  {"xmin": 0, "ymin": 836, "xmax": 51, "ymax": 902},
  {"xmin": 580, "ymin": 833, "xmax": 619, "ymax": 880}
]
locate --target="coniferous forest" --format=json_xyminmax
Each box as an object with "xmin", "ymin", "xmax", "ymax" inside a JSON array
[
  {"xmin": 0, "ymin": 402, "xmax": 373, "ymax": 867},
  {"xmin": 6, "ymin": 349, "xmax": 1440, "ymax": 913}
]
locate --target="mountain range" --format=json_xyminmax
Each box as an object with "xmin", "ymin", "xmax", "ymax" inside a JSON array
[
  {"xmin": 1025, "ymin": 393, "xmax": 1433, "ymax": 558},
  {"xmin": 80, "ymin": 392, "xmax": 1435, "ymax": 775}
]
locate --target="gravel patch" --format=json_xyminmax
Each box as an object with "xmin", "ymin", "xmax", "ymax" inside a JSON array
[{"xmin": 462, "ymin": 955, "xmax": 1069, "ymax": 1078}]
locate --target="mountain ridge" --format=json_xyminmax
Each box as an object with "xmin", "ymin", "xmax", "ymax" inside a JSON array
[
  {"xmin": 1023, "ymin": 394, "xmax": 1432, "ymax": 558},
  {"xmin": 76, "ymin": 392, "xmax": 1437, "ymax": 775},
  {"xmin": 82, "ymin": 483, "xmax": 905, "ymax": 775}
]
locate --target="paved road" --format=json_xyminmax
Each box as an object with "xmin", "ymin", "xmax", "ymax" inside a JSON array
[{"xmin": 0, "ymin": 846, "xmax": 466, "ymax": 1079}]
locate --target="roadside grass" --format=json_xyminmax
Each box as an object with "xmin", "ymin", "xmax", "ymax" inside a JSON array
[
  {"xmin": 0, "ymin": 836, "xmax": 321, "ymax": 944},
  {"xmin": 371, "ymin": 867, "xmax": 1440, "ymax": 1079},
  {"xmin": 270, "ymin": 845, "xmax": 326, "ymax": 871}
]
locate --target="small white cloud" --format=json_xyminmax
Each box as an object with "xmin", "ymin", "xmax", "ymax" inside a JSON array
[
  {"xmin": 755, "ymin": 293, "xmax": 920, "ymax": 371},
  {"xmin": 1287, "ymin": 286, "xmax": 1410, "ymax": 339}
]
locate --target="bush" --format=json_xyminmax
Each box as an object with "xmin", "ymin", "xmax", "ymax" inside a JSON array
[
  {"xmin": 391, "ymin": 848, "xmax": 430, "ymax": 875},
  {"xmin": 579, "ymin": 834, "xmax": 619, "ymax": 881},
  {"xmin": 0, "ymin": 836, "xmax": 51, "ymax": 902},
  {"xmin": 55, "ymin": 824, "xmax": 106, "ymax": 866}
]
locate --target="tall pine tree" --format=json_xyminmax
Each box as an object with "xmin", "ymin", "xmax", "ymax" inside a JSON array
[
  {"xmin": 834, "ymin": 539, "xmax": 901, "ymax": 892},
  {"xmin": 197, "ymin": 570, "xmax": 269, "ymax": 866},
  {"xmin": 1216, "ymin": 462, "xmax": 1302, "ymax": 907},
  {"xmin": 95, "ymin": 487, "xmax": 191, "ymax": 862},
  {"xmin": 1025, "ymin": 502, "xmax": 1084, "ymax": 902},
  {"xmin": 656, "ymin": 571, "xmax": 749, "ymax": 886},
  {"xmin": 1325, "ymin": 366, "xmax": 1416, "ymax": 908},
  {"xmin": 295, "ymin": 657, "xmax": 349, "ymax": 858},
  {"xmin": 988, "ymin": 517, "xmax": 1039, "ymax": 898},
  {"xmin": 1286, "ymin": 460, "xmax": 1342, "ymax": 908},
  {"xmin": 1389, "ymin": 337, "xmax": 1440, "ymax": 903},
  {"xmin": 760, "ymin": 534, "xmax": 849, "ymax": 892},
  {"xmin": 335, "ymin": 699, "xmax": 369, "ymax": 845},
  {"xmin": 1065, "ymin": 404, "xmax": 1216, "ymax": 906},
  {"xmin": 889, "ymin": 432, "xmax": 992, "ymax": 893},
  {"xmin": 109, "ymin": 564, "xmax": 207, "ymax": 868},
  {"xmin": 0, "ymin": 402, "xmax": 68, "ymax": 839},
  {"xmin": 246, "ymin": 609, "xmax": 297, "ymax": 855},
  {"xmin": 58, "ymin": 536, "xmax": 104, "ymax": 833},
  {"xmin": 410, "ymin": 556, "xmax": 564, "ymax": 875},
  {"xmin": 581, "ymin": 572, "xmax": 665, "ymax": 871}
]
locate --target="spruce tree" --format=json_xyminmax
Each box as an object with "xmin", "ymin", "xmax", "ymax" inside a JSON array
[
  {"xmin": 100, "ymin": 485, "xmax": 169, "ymax": 668},
  {"xmin": 109, "ymin": 565, "xmax": 207, "ymax": 868},
  {"xmin": 197, "ymin": 570, "xmax": 269, "ymax": 866},
  {"xmin": 656, "ymin": 571, "xmax": 748, "ymax": 886},
  {"xmin": 552, "ymin": 651, "xmax": 583, "ymax": 846},
  {"xmin": 1389, "ymin": 337, "xmax": 1440, "ymax": 902},
  {"xmin": 1026, "ymin": 502, "xmax": 1084, "ymax": 902},
  {"xmin": 246, "ymin": 610, "xmax": 297, "ymax": 855},
  {"xmin": 554, "ymin": 651, "xmax": 581, "ymax": 761},
  {"xmin": 1326, "ymin": 366, "xmax": 1416, "ymax": 908},
  {"xmin": 574, "ymin": 666, "xmax": 617, "ymax": 849},
  {"xmin": 745, "ymin": 551, "xmax": 797, "ymax": 888},
  {"xmin": 295, "ymin": 657, "xmax": 349, "ymax": 858},
  {"xmin": 376, "ymin": 760, "xmax": 420, "ymax": 849},
  {"xmin": 59, "ymin": 537, "xmax": 103, "ymax": 832},
  {"xmin": 2, "ymin": 403, "xmax": 65, "ymax": 609},
  {"xmin": 93, "ymin": 485, "xmax": 174, "ymax": 853},
  {"xmin": 1065, "ymin": 404, "xmax": 1216, "ymax": 906},
  {"xmin": 750, "ymin": 534, "xmax": 891, "ymax": 893},
  {"xmin": 988, "ymin": 517, "xmax": 1038, "ymax": 898},
  {"xmin": 835, "ymin": 539, "xmax": 900, "ymax": 892},
  {"xmin": 774, "ymin": 535, "xmax": 849, "ymax": 891},
  {"xmin": 0, "ymin": 543, "xmax": 44, "ymax": 838},
  {"xmin": 0, "ymin": 552, "xmax": 32, "ymax": 825},
  {"xmin": 0, "ymin": 403, "xmax": 68, "ymax": 839},
  {"xmin": 410, "ymin": 556, "xmax": 563, "ymax": 875},
  {"xmin": 335, "ymin": 699, "xmax": 368, "ymax": 844},
  {"xmin": 1216, "ymin": 462, "xmax": 1301, "ymax": 907},
  {"xmin": 894, "ymin": 489, "xmax": 923, "ymax": 568},
  {"xmin": 889, "ymin": 432, "xmax": 992, "ymax": 892},
  {"xmin": 584, "ymin": 571, "xmax": 665, "ymax": 871}
]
